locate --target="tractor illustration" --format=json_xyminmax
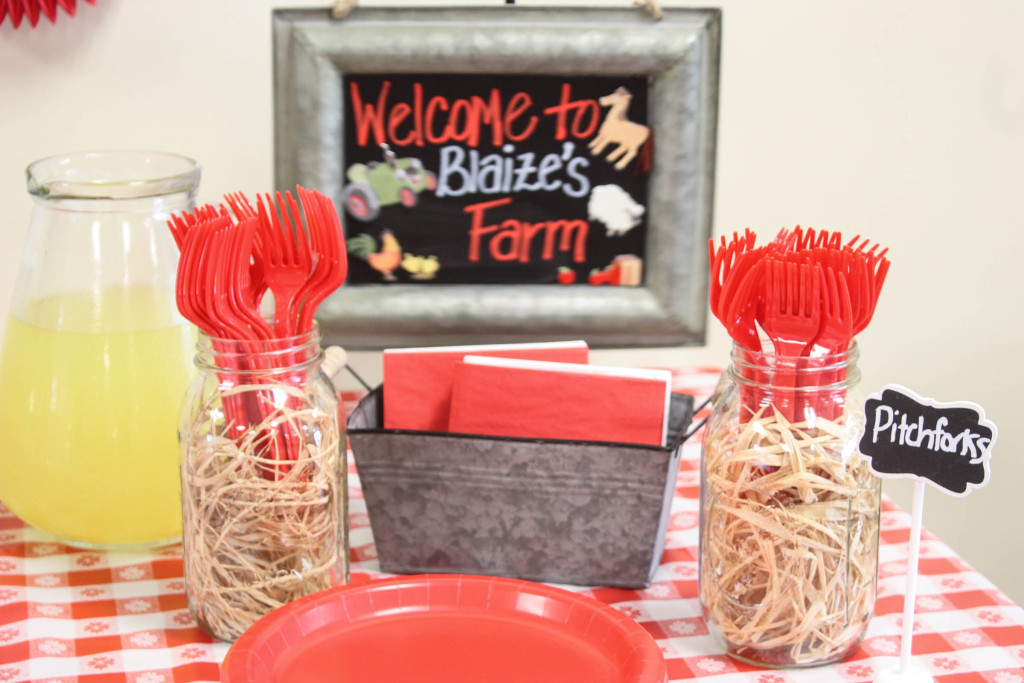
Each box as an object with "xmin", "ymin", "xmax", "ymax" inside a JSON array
[{"xmin": 340, "ymin": 144, "xmax": 437, "ymax": 222}]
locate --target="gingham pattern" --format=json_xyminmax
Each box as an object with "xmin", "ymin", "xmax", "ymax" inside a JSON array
[{"xmin": 2, "ymin": 371, "xmax": 1023, "ymax": 682}]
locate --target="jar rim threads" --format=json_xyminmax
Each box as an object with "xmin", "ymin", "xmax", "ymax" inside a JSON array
[{"xmin": 195, "ymin": 327, "xmax": 324, "ymax": 373}]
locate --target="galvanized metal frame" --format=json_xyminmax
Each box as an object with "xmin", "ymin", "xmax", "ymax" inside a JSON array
[{"xmin": 272, "ymin": 6, "xmax": 720, "ymax": 349}]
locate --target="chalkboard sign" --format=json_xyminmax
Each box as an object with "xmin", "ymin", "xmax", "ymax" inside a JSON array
[
  {"xmin": 341, "ymin": 73, "xmax": 651, "ymax": 287},
  {"xmin": 859, "ymin": 385, "xmax": 996, "ymax": 497}
]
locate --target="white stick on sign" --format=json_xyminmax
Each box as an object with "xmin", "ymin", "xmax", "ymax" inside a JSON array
[
  {"xmin": 877, "ymin": 480, "xmax": 934, "ymax": 683},
  {"xmin": 862, "ymin": 384, "xmax": 997, "ymax": 683},
  {"xmin": 900, "ymin": 480, "xmax": 925, "ymax": 672}
]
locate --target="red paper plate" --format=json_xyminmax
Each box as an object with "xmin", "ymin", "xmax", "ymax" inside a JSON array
[{"xmin": 221, "ymin": 574, "xmax": 667, "ymax": 683}]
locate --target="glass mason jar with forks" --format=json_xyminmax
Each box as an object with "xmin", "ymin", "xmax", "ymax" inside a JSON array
[
  {"xmin": 178, "ymin": 326, "xmax": 348, "ymax": 642},
  {"xmin": 699, "ymin": 341, "xmax": 881, "ymax": 667},
  {"xmin": 0, "ymin": 150, "xmax": 199, "ymax": 547}
]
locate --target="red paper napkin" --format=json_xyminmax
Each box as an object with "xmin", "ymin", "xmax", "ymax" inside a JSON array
[
  {"xmin": 448, "ymin": 355, "xmax": 672, "ymax": 446},
  {"xmin": 383, "ymin": 341, "xmax": 589, "ymax": 431}
]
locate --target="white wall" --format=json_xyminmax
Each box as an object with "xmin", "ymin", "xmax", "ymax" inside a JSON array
[{"xmin": 1, "ymin": 0, "xmax": 1021, "ymax": 604}]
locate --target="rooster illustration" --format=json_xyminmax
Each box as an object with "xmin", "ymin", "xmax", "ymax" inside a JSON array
[{"xmin": 348, "ymin": 229, "xmax": 403, "ymax": 281}]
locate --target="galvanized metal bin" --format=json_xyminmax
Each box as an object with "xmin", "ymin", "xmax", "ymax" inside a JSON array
[{"xmin": 348, "ymin": 387, "xmax": 695, "ymax": 588}]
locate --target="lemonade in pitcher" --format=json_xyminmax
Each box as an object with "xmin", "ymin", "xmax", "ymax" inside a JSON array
[
  {"xmin": 0, "ymin": 287, "xmax": 195, "ymax": 546},
  {"xmin": 0, "ymin": 150, "xmax": 201, "ymax": 547}
]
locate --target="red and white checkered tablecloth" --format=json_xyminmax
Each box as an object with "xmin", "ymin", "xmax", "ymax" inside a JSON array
[{"xmin": 2, "ymin": 368, "xmax": 1023, "ymax": 682}]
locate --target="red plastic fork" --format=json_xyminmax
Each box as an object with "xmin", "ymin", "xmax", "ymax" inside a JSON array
[
  {"xmin": 760, "ymin": 259, "xmax": 821, "ymax": 358},
  {"xmin": 219, "ymin": 192, "xmax": 267, "ymax": 312},
  {"xmin": 757, "ymin": 259, "xmax": 821, "ymax": 422},
  {"xmin": 175, "ymin": 215, "xmax": 262, "ymax": 436},
  {"xmin": 204, "ymin": 219, "xmax": 260, "ymax": 343},
  {"xmin": 783, "ymin": 226, "xmax": 843, "ymax": 252},
  {"xmin": 853, "ymin": 250, "xmax": 890, "ymax": 335},
  {"xmin": 168, "ymin": 203, "xmax": 223, "ymax": 251},
  {"xmin": 809, "ymin": 266, "xmax": 856, "ymax": 419},
  {"xmin": 221, "ymin": 218, "xmax": 273, "ymax": 340},
  {"xmin": 723, "ymin": 259, "xmax": 764, "ymax": 352},
  {"xmin": 708, "ymin": 229, "xmax": 756, "ymax": 321},
  {"xmin": 813, "ymin": 246, "xmax": 888, "ymax": 339},
  {"xmin": 717, "ymin": 246, "xmax": 768, "ymax": 337},
  {"xmin": 257, "ymin": 191, "xmax": 313, "ymax": 336},
  {"xmin": 295, "ymin": 187, "xmax": 348, "ymax": 334},
  {"xmin": 210, "ymin": 215, "xmax": 307, "ymax": 473},
  {"xmin": 225, "ymin": 192, "xmax": 256, "ymax": 220},
  {"xmin": 175, "ymin": 214, "xmax": 223, "ymax": 336},
  {"xmin": 811, "ymin": 267, "xmax": 854, "ymax": 357},
  {"xmin": 722, "ymin": 260, "xmax": 767, "ymax": 418}
]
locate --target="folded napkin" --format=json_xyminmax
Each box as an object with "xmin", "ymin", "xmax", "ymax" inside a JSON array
[
  {"xmin": 448, "ymin": 355, "xmax": 672, "ymax": 446},
  {"xmin": 383, "ymin": 341, "xmax": 589, "ymax": 431}
]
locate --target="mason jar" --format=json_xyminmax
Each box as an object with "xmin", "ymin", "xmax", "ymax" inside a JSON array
[
  {"xmin": 699, "ymin": 342, "xmax": 881, "ymax": 667},
  {"xmin": 179, "ymin": 327, "xmax": 347, "ymax": 642}
]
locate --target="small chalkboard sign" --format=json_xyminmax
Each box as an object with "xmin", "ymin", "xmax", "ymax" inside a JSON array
[{"xmin": 859, "ymin": 384, "xmax": 996, "ymax": 496}]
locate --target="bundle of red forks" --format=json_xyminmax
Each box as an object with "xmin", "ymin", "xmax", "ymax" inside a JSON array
[
  {"xmin": 169, "ymin": 187, "xmax": 347, "ymax": 341},
  {"xmin": 169, "ymin": 186, "xmax": 348, "ymax": 474},
  {"xmin": 708, "ymin": 226, "xmax": 891, "ymax": 421},
  {"xmin": 709, "ymin": 226, "xmax": 889, "ymax": 357}
]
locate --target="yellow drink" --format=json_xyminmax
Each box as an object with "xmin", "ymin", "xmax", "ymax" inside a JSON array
[{"xmin": 0, "ymin": 287, "xmax": 195, "ymax": 546}]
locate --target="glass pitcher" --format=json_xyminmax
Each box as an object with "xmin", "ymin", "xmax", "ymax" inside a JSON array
[{"xmin": 0, "ymin": 150, "xmax": 200, "ymax": 548}]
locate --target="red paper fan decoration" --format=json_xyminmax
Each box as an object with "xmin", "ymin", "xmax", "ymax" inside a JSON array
[{"xmin": 0, "ymin": 0, "xmax": 95, "ymax": 29}]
